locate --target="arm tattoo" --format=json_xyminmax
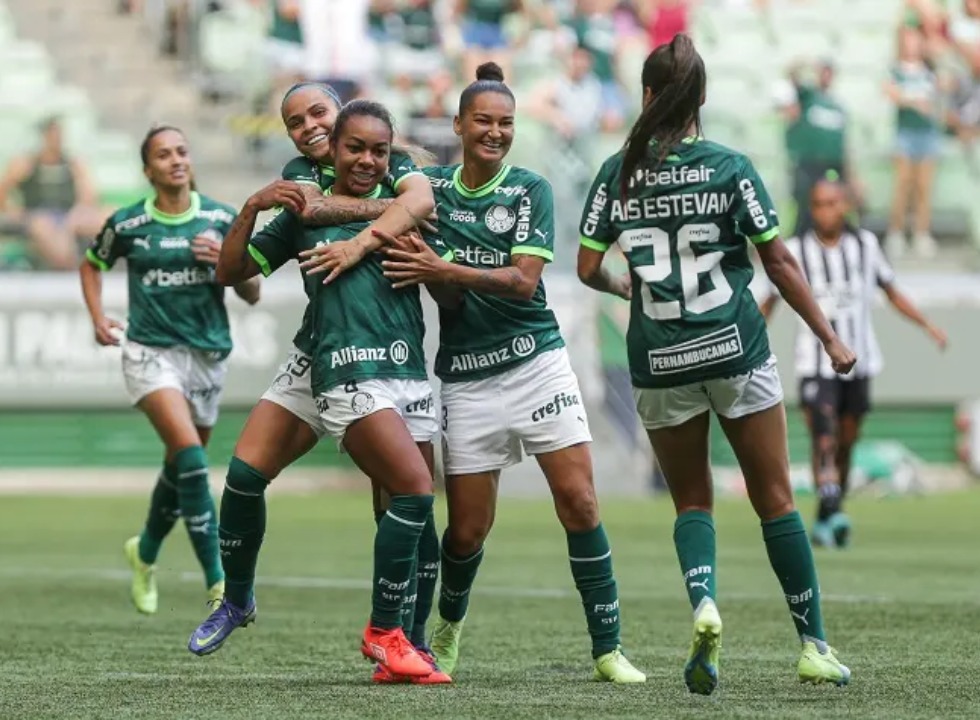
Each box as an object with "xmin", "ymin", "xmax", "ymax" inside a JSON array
[
  {"xmin": 303, "ymin": 197, "xmax": 393, "ymax": 226},
  {"xmin": 456, "ymin": 267, "xmax": 526, "ymax": 298}
]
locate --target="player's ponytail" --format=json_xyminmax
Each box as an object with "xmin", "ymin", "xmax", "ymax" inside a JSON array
[
  {"xmin": 620, "ymin": 34, "xmax": 706, "ymax": 196},
  {"xmin": 459, "ymin": 61, "xmax": 515, "ymax": 116}
]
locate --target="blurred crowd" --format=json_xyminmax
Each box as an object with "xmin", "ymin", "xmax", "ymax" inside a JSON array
[{"xmin": 4, "ymin": 0, "xmax": 980, "ymax": 270}]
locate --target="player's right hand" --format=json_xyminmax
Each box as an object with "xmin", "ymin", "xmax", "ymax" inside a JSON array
[
  {"xmin": 93, "ymin": 316, "xmax": 124, "ymax": 346},
  {"xmin": 824, "ymin": 337, "xmax": 857, "ymax": 375},
  {"xmin": 246, "ymin": 180, "xmax": 306, "ymax": 215}
]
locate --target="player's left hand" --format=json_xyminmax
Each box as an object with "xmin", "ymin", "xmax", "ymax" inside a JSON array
[
  {"xmin": 928, "ymin": 324, "xmax": 948, "ymax": 350},
  {"xmin": 298, "ymin": 238, "xmax": 368, "ymax": 285},
  {"xmin": 192, "ymin": 235, "xmax": 222, "ymax": 265},
  {"xmin": 377, "ymin": 229, "xmax": 448, "ymax": 288}
]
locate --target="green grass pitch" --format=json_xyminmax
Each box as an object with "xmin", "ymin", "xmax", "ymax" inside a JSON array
[{"xmin": 2, "ymin": 488, "xmax": 978, "ymax": 719}]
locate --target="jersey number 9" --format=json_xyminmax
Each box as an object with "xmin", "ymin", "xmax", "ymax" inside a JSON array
[{"xmin": 620, "ymin": 223, "xmax": 733, "ymax": 321}]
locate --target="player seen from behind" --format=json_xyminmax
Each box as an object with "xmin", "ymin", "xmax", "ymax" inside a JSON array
[
  {"xmin": 576, "ymin": 35, "xmax": 855, "ymax": 693},
  {"xmin": 761, "ymin": 177, "xmax": 947, "ymax": 548},
  {"xmin": 79, "ymin": 126, "xmax": 260, "ymax": 615},
  {"xmin": 369, "ymin": 62, "xmax": 646, "ymax": 684}
]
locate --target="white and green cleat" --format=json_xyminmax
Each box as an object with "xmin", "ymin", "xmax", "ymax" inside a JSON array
[
  {"xmin": 123, "ymin": 536, "xmax": 158, "ymax": 615},
  {"xmin": 684, "ymin": 598, "xmax": 722, "ymax": 695},
  {"xmin": 798, "ymin": 641, "xmax": 851, "ymax": 686},
  {"xmin": 593, "ymin": 647, "xmax": 647, "ymax": 684},
  {"xmin": 429, "ymin": 616, "xmax": 466, "ymax": 676}
]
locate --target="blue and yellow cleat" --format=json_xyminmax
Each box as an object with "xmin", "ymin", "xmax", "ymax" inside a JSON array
[
  {"xmin": 684, "ymin": 598, "xmax": 722, "ymax": 695},
  {"xmin": 187, "ymin": 597, "xmax": 256, "ymax": 656},
  {"xmin": 798, "ymin": 641, "xmax": 851, "ymax": 686},
  {"xmin": 828, "ymin": 512, "xmax": 851, "ymax": 548},
  {"xmin": 811, "ymin": 520, "xmax": 835, "ymax": 549}
]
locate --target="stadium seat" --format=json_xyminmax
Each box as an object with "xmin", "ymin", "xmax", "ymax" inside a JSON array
[{"xmin": 196, "ymin": 6, "xmax": 267, "ymax": 99}]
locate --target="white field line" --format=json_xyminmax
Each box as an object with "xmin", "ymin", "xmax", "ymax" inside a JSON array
[{"xmin": 0, "ymin": 566, "xmax": 892, "ymax": 604}]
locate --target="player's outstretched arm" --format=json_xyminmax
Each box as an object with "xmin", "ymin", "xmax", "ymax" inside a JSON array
[
  {"xmin": 882, "ymin": 283, "xmax": 948, "ymax": 349},
  {"xmin": 216, "ymin": 180, "xmax": 305, "ymax": 286},
  {"xmin": 757, "ymin": 236, "xmax": 857, "ymax": 375}
]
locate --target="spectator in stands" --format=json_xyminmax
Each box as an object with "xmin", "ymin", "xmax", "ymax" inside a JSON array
[
  {"xmin": 0, "ymin": 118, "xmax": 105, "ymax": 271},
  {"xmin": 528, "ymin": 45, "xmax": 603, "ymax": 254},
  {"xmin": 385, "ymin": 0, "xmax": 444, "ymax": 85},
  {"xmin": 638, "ymin": 0, "xmax": 691, "ymax": 51},
  {"xmin": 455, "ymin": 0, "xmax": 525, "ymax": 81},
  {"xmin": 567, "ymin": 0, "xmax": 627, "ymax": 132},
  {"xmin": 885, "ymin": 26, "xmax": 943, "ymax": 259},
  {"xmin": 300, "ymin": 0, "xmax": 376, "ymax": 103},
  {"xmin": 406, "ymin": 69, "xmax": 460, "ymax": 165},
  {"xmin": 781, "ymin": 60, "xmax": 857, "ymax": 238},
  {"xmin": 264, "ymin": 0, "xmax": 306, "ymax": 107}
]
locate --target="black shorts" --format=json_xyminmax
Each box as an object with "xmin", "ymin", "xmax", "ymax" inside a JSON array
[{"xmin": 798, "ymin": 376, "xmax": 871, "ymax": 418}]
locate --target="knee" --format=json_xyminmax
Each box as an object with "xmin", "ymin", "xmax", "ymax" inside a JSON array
[
  {"xmin": 554, "ymin": 485, "xmax": 600, "ymax": 533},
  {"xmin": 446, "ymin": 516, "xmax": 491, "ymax": 557}
]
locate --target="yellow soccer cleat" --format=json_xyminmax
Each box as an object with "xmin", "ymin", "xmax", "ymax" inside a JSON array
[
  {"xmin": 429, "ymin": 616, "xmax": 466, "ymax": 676},
  {"xmin": 684, "ymin": 598, "xmax": 723, "ymax": 695},
  {"xmin": 593, "ymin": 647, "xmax": 647, "ymax": 684},
  {"xmin": 123, "ymin": 536, "xmax": 158, "ymax": 615},
  {"xmin": 798, "ymin": 641, "xmax": 851, "ymax": 686}
]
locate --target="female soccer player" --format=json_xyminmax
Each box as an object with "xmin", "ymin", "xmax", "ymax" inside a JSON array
[
  {"xmin": 186, "ymin": 86, "xmax": 447, "ymax": 681},
  {"xmin": 576, "ymin": 35, "xmax": 855, "ymax": 693},
  {"xmin": 190, "ymin": 101, "xmax": 445, "ymax": 681},
  {"xmin": 79, "ymin": 126, "xmax": 260, "ymax": 615},
  {"xmin": 761, "ymin": 177, "xmax": 947, "ymax": 548},
  {"xmin": 372, "ymin": 63, "xmax": 646, "ymax": 684}
]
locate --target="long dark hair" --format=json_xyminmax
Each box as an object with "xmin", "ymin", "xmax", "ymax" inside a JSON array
[{"xmin": 620, "ymin": 34, "xmax": 705, "ymax": 196}]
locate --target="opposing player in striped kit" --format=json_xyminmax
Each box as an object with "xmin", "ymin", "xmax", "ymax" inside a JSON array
[
  {"xmin": 761, "ymin": 177, "xmax": 947, "ymax": 548},
  {"xmin": 577, "ymin": 35, "xmax": 856, "ymax": 693},
  {"xmin": 80, "ymin": 126, "xmax": 260, "ymax": 615}
]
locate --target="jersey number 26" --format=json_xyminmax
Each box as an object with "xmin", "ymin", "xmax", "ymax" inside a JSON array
[{"xmin": 619, "ymin": 223, "xmax": 733, "ymax": 320}]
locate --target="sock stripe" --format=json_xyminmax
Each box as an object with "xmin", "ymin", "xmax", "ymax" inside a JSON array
[
  {"xmin": 385, "ymin": 510, "xmax": 426, "ymax": 528},
  {"xmin": 157, "ymin": 472, "xmax": 178, "ymax": 490},
  {"xmin": 224, "ymin": 482, "xmax": 263, "ymax": 498},
  {"xmin": 441, "ymin": 546, "xmax": 484, "ymax": 564},
  {"xmin": 178, "ymin": 468, "xmax": 209, "ymax": 480},
  {"xmin": 569, "ymin": 551, "xmax": 612, "ymax": 563}
]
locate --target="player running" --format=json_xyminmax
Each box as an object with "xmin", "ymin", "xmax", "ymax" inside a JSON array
[
  {"xmin": 79, "ymin": 126, "xmax": 260, "ymax": 615},
  {"xmin": 372, "ymin": 63, "xmax": 646, "ymax": 684},
  {"xmin": 190, "ymin": 100, "xmax": 446, "ymax": 681},
  {"xmin": 576, "ymin": 35, "xmax": 855, "ymax": 693},
  {"xmin": 186, "ymin": 87, "xmax": 447, "ymax": 681},
  {"xmin": 761, "ymin": 177, "xmax": 947, "ymax": 548}
]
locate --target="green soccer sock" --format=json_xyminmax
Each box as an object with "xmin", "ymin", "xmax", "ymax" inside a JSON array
[
  {"xmin": 410, "ymin": 507, "xmax": 440, "ymax": 647},
  {"xmin": 173, "ymin": 445, "xmax": 223, "ymax": 589},
  {"xmin": 567, "ymin": 523, "xmax": 621, "ymax": 658},
  {"xmin": 371, "ymin": 494, "xmax": 434, "ymax": 629},
  {"xmin": 220, "ymin": 457, "xmax": 269, "ymax": 608},
  {"xmin": 762, "ymin": 510, "xmax": 827, "ymax": 642},
  {"xmin": 138, "ymin": 462, "xmax": 180, "ymax": 565},
  {"xmin": 438, "ymin": 535, "xmax": 484, "ymax": 623},
  {"xmin": 673, "ymin": 510, "xmax": 717, "ymax": 610}
]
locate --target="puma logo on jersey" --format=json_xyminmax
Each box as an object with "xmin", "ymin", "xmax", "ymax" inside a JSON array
[{"xmin": 133, "ymin": 237, "xmax": 150, "ymax": 250}]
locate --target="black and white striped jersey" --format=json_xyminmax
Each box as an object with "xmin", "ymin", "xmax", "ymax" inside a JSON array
[{"xmin": 779, "ymin": 229, "xmax": 895, "ymax": 379}]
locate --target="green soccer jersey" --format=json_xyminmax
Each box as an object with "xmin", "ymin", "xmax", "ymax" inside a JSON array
[
  {"xmin": 579, "ymin": 138, "xmax": 778, "ymax": 389},
  {"xmin": 789, "ymin": 84, "xmax": 846, "ymax": 164},
  {"xmin": 86, "ymin": 192, "xmax": 237, "ymax": 357},
  {"xmin": 273, "ymin": 151, "xmax": 424, "ymax": 354},
  {"xmin": 249, "ymin": 185, "xmax": 444, "ymax": 394},
  {"xmin": 424, "ymin": 164, "xmax": 564, "ymax": 383}
]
